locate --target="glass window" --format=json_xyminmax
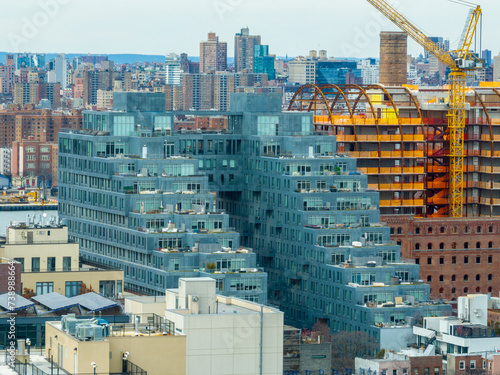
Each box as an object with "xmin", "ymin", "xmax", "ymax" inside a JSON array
[
  {"xmin": 31, "ymin": 257, "xmax": 40, "ymax": 272},
  {"xmin": 99, "ymin": 280, "xmax": 116, "ymax": 298},
  {"xmin": 36, "ymin": 282, "xmax": 54, "ymax": 295},
  {"xmin": 65, "ymin": 281, "xmax": 82, "ymax": 297},
  {"xmin": 63, "ymin": 257, "xmax": 71, "ymax": 272},
  {"xmin": 47, "ymin": 257, "xmax": 56, "ymax": 272},
  {"xmin": 14, "ymin": 258, "xmax": 24, "ymax": 272},
  {"xmin": 257, "ymin": 116, "xmax": 279, "ymax": 136}
]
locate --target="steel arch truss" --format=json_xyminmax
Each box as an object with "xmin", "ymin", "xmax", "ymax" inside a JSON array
[{"xmin": 288, "ymin": 84, "xmax": 422, "ymax": 126}]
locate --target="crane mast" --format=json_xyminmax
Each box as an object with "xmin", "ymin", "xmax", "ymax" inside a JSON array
[{"xmin": 366, "ymin": 0, "xmax": 482, "ymax": 217}]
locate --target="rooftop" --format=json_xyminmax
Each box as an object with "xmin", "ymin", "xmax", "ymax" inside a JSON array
[{"xmin": 0, "ymin": 292, "xmax": 124, "ymax": 317}]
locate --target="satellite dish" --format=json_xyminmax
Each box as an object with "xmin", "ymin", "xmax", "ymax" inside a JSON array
[{"xmin": 192, "ymin": 296, "xmax": 199, "ymax": 302}]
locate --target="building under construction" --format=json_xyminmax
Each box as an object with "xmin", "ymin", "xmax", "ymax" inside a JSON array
[
  {"xmin": 288, "ymin": 83, "xmax": 500, "ymax": 218},
  {"xmin": 288, "ymin": 83, "xmax": 500, "ymax": 301}
]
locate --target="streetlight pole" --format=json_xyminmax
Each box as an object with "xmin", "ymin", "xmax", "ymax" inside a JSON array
[{"xmin": 25, "ymin": 338, "xmax": 31, "ymax": 360}]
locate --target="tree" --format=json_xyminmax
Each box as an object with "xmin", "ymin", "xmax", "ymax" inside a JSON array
[
  {"xmin": 312, "ymin": 319, "xmax": 333, "ymax": 343},
  {"xmin": 331, "ymin": 331, "xmax": 379, "ymax": 371},
  {"xmin": 22, "ymin": 288, "xmax": 36, "ymax": 299},
  {"xmin": 79, "ymin": 282, "xmax": 94, "ymax": 295},
  {"xmin": 376, "ymin": 348, "xmax": 386, "ymax": 359}
]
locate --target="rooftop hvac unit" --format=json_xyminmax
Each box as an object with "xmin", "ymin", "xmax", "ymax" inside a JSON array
[{"xmin": 75, "ymin": 324, "xmax": 104, "ymax": 341}]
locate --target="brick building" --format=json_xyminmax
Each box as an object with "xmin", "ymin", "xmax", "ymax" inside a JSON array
[
  {"xmin": 195, "ymin": 116, "xmax": 227, "ymax": 131},
  {"xmin": 14, "ymin": 109, "xmax": 82, "ymax": 143},
  {"xmin": 447, "ymin": 354, "xmax": 485, "ymax": 375},
  {"xmin": 0, "ymin": 107, "xmax": 82, "ymax": 148},
  {"xmin": 385, "ymin": 216, "xmax": 500, "ymax": 301},
  {"xmin": 409, "ymin": 355, "xmax": 443, "ymax": 375},
  {"xmin": 14, "ymin": 82, "xmax": 61, "ymax": 108},
  {"xmin": 0, "ymin": 65, "xmax": 15, "ymax": 95},
  {"xmin": 199, "ymin": 32, "xmax": 227, "ymax": 73},
  {"xmin": 173, "ymin": 115, "xmax": 228, "ymax": 132},
  {"xmin": 0, "ymin": 258, "xmax": 21, "ymax": 294},
  {"xmin": 11, "ymin": 140, "xmax": 58, "ymax": 187},
  {"xmin": 488, "ymin": 309, "xmax": 500, "ymax": 333}
]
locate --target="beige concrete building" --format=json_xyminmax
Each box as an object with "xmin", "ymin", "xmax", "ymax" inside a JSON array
[
  {"xmin": 288, "ymin": 57, "xmax": 316, "ymax": 85},
  {"xmin": 494, "ymin": 53, "xmax": 500, "ymax": 81},
  {"xmin": 165, "ymin": 278, "xmax": 284, "ymax": 375},
  {"xmin": 125, "ymin": 295, "xmax": 166, "ymax": 323},
  {"xmin": 96, "ymin": 90, "xmax": 114, "ymax": 109},
  {"xmin": 46, "ymin": 316, "xmax": 186, "ymax": 375},
  {"xmin": 0, "ymin": 223, "xmax": 123, "ymax": 298}
]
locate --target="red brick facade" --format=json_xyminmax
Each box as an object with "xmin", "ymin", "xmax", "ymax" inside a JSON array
[
  {"xmin": 0, "ymin": 106, "xmax": 82, "ymax": 147},
  {"xmin": 11, "ymin": 140, "xmax": 58, "ymax": 186},
  {"xmin": 383, "ymin": 216, "xmax": 500, "ymax": 301},
  {"xmin": 447, "ymin": 354, "xmax": 485, "ymax": 375},
  {"xmin": 410, "ymin": 356, "xmax": 443, "ymax": 375},
  {"xmin": 0, "ymin": 259, "xmax": 22, "ymax": 294}
]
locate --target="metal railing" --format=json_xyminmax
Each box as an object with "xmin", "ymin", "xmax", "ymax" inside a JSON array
[{"xmin": 9, "ymin": 357, "xmax": 70, "ymax": 375}]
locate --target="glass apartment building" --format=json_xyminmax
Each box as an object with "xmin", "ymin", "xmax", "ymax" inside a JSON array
[{"xmin": 58, "ymin": 92, "xmax": 451, "ymax": 349}]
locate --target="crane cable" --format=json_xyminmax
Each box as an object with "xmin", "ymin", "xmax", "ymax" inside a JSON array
[{"xmin": 446, "ymin": 0, "xmax": 478, "ymax": 8}]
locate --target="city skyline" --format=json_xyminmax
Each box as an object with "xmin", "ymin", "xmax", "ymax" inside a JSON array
[{"xmin": 0, "ymin": 0, "xmax": 499, "ymax": 59}]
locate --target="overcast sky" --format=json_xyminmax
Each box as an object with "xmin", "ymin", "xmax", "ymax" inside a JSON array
[{"xmin": 0, "ymin": 0, "xmax": 498, "ymax": 59}]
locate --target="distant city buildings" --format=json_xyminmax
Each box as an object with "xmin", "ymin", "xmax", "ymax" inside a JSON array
[
  {"xmin": 234, "ymin": 27, "xmax": 261, "ymax": 72},
  {"xmin": 48, "ymin": 53, "xmax": 69, "ymax": 89},
  {"xmin": 494, "ymin": 53, "xmax": 500, "ymax": 81},
  {"xmin": 358, "ymin": 58, "xmax": 380, "ymax": 85},
  {"xmin": 180, "ymin": 53, "xmax": 200, "ymax": 74},
  {"xmin": 288, "ymin": 53, "xmax": 361, "ymax": 86},
  {"xmin": 14, "ymin": 53, "xmax": 46, "ymax": 70},
  {"xmin": 0, "ymin": 65, "xmax": 15, "ymax": 95},
  {"xmin": 165, "ymin": 53, "xmax": 181, "ymax": 85},
  {"xmin": 180, "ymin": 72, "xmax": 268, "ymax": 111},
  {"xmin": 14, "ymin": 82, "xmax": 61, "ymax": 108},
  {"xmin": 288, "ymin": 57, "xmax": 316, "ymax": 85},
  {"xmin": 254, "ymin": 45, "xmax": 276, "ymax": 80},
  {"xmin": 482, "ymin": 49, "xmax": 492, "ymax": 67},
  {"xmin": 199, "ymin": 32, "xmax": 227, "ymax": 73}
]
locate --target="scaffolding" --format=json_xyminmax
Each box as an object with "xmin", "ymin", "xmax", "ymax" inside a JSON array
[{"xmin": 288, "ymin": 84, "xmax": 500, "ymax": 217}]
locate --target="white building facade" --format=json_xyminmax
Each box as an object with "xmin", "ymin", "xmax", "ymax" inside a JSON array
[
  {"xmin": 358, "ymin": 59, "xmax": 380, "ymax": 85},
  {"xmin": 165, "ymin": 277, "xmax": 284, "ymax": 375},
  {"xmin": 0, "ymin": 147, "xmax": 11, "ymax": 176},
  {"xmin": 414, "ymin": 295, "xmax": 500, "ymax": 355},
  {"xmin": 165, "ymin": 53, "xmax": 181, "ymax": 85}
]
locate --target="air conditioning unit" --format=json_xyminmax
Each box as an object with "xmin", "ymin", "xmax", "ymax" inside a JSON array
[{"xmin": 75, "ymin": 324, "xmax": 104, "ymax": 341}]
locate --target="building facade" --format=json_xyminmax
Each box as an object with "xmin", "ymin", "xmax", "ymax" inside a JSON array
[
  {"xmin": 11, "ymin": 140, "xmax": 58, "ymax": 187},
  {"xmin": 0, "ymin": 223, "xmax": 124, "ymax": 298},
  {"xmin": 379, "ymin": 32, "xmax": 408, "ymax": 86},
  {"xmin": 165, "ymin": 277, "xmax": 283, "ymax": 375},
  {"xmin": 0, "ymin": 147, "xmax": 11, "ymax": 176},
  {"xmin": 165, "ymin": 53, "xmax": 181, "ymax": 86},
  {"xmin": 58, "ymin": 92, "xmax": 451, "ymax": 348},
  {"xmin": 199, "ymin": 32, "xmax": 227, "ymax": 73},
  {"xmin": 14, "ymin": 82, "xmax": 61, "ymax": 108},
  {"xmin": 234, "ymin": 27, "xmax": 261, "ymax": 73},
  {"xmin": 385, "ymin": 216, "xmax": 500, "ymax": 301}
]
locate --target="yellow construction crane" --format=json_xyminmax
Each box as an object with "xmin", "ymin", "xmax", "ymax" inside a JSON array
[{"xmin": 366, "ymin": 0, "xmax": 482, "ymax": 217}]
